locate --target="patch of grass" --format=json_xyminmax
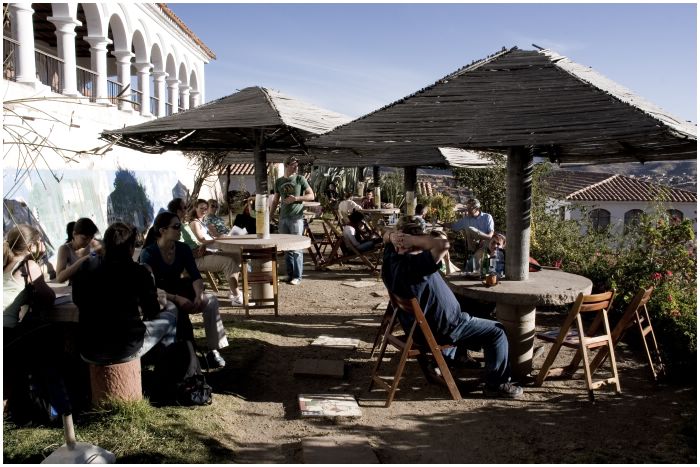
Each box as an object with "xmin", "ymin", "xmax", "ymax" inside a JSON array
[{"xmin": 4, "ymin": 398, "xmax": 238, "ymax": 463}]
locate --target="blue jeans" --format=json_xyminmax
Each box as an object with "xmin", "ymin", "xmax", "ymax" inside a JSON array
[
  {"xmin": 446, "ymin": 314, "xmax": 511, "ymax": 387},
  {"xmin": 278, "ymin": 215, "xmax": 304, "ymax": 280},
  {"xmin": 136, "ymin": 302, "xmax": 178, "ymax": 358}
]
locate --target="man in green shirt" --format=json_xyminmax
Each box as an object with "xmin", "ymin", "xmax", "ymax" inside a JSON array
[{"xmin": 270, "ymin": 156, "xmax": 314, "ymax": 285}]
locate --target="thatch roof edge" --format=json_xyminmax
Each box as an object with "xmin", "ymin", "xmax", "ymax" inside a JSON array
[{"xmin": 539, "ymin": 49, "xmax": 697, "ymax": 140}]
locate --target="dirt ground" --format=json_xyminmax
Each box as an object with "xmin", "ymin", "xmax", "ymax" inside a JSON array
[{"xmin": 192, "ymin": 252, "xmax": 696, "ymax": 464}]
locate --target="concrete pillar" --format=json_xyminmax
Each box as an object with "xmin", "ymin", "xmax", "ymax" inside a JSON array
[
  {"xmin": 495, "ymin": 303, "xmax": 536, "ymax": 378},
  {"xmin": 190, "ymin": 90, "xmax": 200, "ymax": 108},
  {"xmin": 8, "ymin": 3, "xmax": 37, "ymax": 84},
  {"xmin": 83, "ymin": 35, "xmax": 110, "ymax": 103},
  {"xmin": 505, "ymin": 146, "xmax": 533, "ymax": 281},
  {"xmin": 179, "ymin": 84, "xmax": 191, "ymax": 111},
  {"xmin": 152, "ymin": 71, "xmax": 167, "ymax": 117},
  {"xmin": 404, "ymin": 166, "xmax": 417, "ymax": 215},
  {"xmin": 112, "ymin": 50, "xmax": 134, "ymax": 111},
  {"xmin": 166, "ymin": 78, "xmax": 180, "ymax": 114},
  {"xmin": 133, "ymin": 62, "xmax": 152, "ymax": 116},
  {"xmin": 47, "ymin": 15, "xmax": 81, "ymax": 96}
]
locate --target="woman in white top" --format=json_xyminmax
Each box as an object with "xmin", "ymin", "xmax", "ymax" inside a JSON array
[
  {"xmin": 342, "ymin": 211, "xmax": 381, "ymax": 253},
  {"xmin": 337, "ymin": 191, "xmax": 362, "ymax": 224},
  {"xmin": 55, "ymin": 218, "xmax": 102, "ymax": 284},
  {"xmin": 188, "ymin": 199, "xmax": 246, "ymax": 306}
]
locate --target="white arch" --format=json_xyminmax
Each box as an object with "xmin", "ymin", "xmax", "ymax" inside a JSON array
[
  {"xmin": 149, "ymin": 42, "xmax": 164, "ymax": 73},
  {"xmin": 178, "ymin": 62, "xmax": 188, "ymax": 85},
  {"xmin": 107, "ymin": 13, "xmax": 129, "ymax": 52},
  {"xmin": 189, "ymin": 70, "xmax": 198, "ymax": 92},
  {"xmin": 78, "ymin": 2, "xmax": 106, "ymax": 37},
  {"xmin": 165, "ymin": 53, "xmax": 178, "ymax": 79},
  {"xmin": 131, "ymin": 29, "xmax": 148, "ymax": 63}
]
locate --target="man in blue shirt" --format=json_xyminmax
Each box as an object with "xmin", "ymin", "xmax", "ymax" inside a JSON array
[
  {"xmin": 448, "ymin": 198, "xmax": 494, "ymax": 253},
  {"xmin": 381, "ymin": 216, "xmax": 522, "ymax": 398}
]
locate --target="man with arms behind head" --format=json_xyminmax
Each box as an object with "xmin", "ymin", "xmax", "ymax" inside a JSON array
[{"xmin": 381, "ymin": 216, "xmax": 522, "ymax": 398}]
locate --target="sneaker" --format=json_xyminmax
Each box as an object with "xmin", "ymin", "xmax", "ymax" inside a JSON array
[
  {"xmin": 229, "ymin": 294, "xmax": 255, "ymax": 307},
  {"xmin": 289, "ymin": 278, "xmax": 301, "ymax": 285},
  {"xmin": 483, "ymin": 381, "xmax": 523, "ymax": 399},
  {"xmin": 229, "ymin": 294, "xmax": 244, "ymax": 306},
  {"xmin": 206, "ymin": 350, "xmax": 226, "ymax": 369},
  {"xmin": 280, "ymin": 275, "xmax": 292, "ymax": 283}
]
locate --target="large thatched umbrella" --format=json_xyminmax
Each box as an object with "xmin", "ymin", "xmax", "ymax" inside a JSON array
[
  {"xmin": 101, "ymin": 86, "xmax": 351, "ymax": 237},
  {"xmin": 310, "ymin": 47, "xmax": 697, "ymax": 279}
]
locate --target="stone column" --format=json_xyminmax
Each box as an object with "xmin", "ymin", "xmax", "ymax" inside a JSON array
[
  {"xmin": 152, "ymin": 71, "xmax": 167, "ymax": 117},
  {"xmin": 47, "ymin": 15, "xmax": 81, "ymax": 96},
  {"xmin": 404, "ymin": 166, "xmax": 417, "ymax": 215},
  {"xmin": 83, "ymin": 35, "xmax": 110, "ymax": 103},
  {"xmin": 133, "ymin": 62, "xmax": 152, "ymax": 117},
  {"xmin": 179, "ymin": 84, "xmax": 191, "ymax": 111},
  {"xmin": 190, "ymin": 90, "xmax": 200, "ymax": 108},
  {"xmin": 111, "ymin": 50, "xmax": 134, "ymax": 111},
  {"xmin": 8, "ymin": 3, "xmax": 37, "ymax": 84},
  {"xmin": 166, "ymin": 78, "xmax": 180, "ymax": 114},
  {"xmin": 505, "ymin": 146, "xmax": 533, "ymax": 281}
]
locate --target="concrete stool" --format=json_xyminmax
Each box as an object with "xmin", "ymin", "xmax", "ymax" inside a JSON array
[{"xmin": 83, "ymin": 356, "xmax": 142, "ymax": 406}]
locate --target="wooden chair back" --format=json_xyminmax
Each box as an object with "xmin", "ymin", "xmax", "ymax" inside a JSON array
[
  {"xmin": 240, "ymin": 247, "xmax": 278, "ymax": 317},
  {"xmin": 369, "ymin": 290, "xmax": 461, "ymax": 407},
  {"xmin": 535, "ymin": 290, "xmax": 620, "ymax": 401},
  {"xmin": 319, "ymin": 219, "xmax": 381, "ymax": 274},
  {"xmin": 590, "ymin": 286, "xmax": 664, "ymax": 380}
]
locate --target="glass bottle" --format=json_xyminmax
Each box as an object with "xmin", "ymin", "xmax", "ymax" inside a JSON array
[
  {"xmin": 495, "ymin": 248, "xmax": 505, "ymax": 278},
  {"xmin": 481, "ymin": 246, "xmax": 490, "ymax": 278}
]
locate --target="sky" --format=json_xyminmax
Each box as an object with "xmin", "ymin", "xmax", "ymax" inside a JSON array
[{"xmin": 168, "ymin": 2, "xmax": 697, "ymax": 123}]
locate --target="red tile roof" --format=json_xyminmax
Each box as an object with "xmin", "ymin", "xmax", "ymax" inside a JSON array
[
  {"xmin": 157, "ymin": 4, "xmax": 216, "ymax": 60},
  {"xmin": 544, "ymin": 170, "xmax": 696, "ymax": 202},
  {"xmin": 226, "ymin": 163, "xmax": 275, "ymax": 176}
]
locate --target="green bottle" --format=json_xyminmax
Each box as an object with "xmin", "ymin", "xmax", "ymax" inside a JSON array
[{"xmin": 481, "ymin": 246, "xmax": 490, "ymax": 278}]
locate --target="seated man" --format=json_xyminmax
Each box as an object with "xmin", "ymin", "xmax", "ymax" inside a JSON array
[
  {"xmin": 232, "ymin": 198, "xmax": 256, "ymax": 234},
  {"xmin": 72, "ymin": 222, "xmax": 177, "ymax": 365},
  {"xmin": 343, "ymin": 211, "xmax": 381, "ymax": 253},
  {"xmin": 381, "ymin": 216, "xmax": 523, "ymax": 398},
  {"xmin": 167, "ymin": 198, "xmax": 247, "ymax": 306},
  {"xmin": 446, "ymin": 198, "xmax": 494, "ymax": 253},
  {"xmin": 360, "ymin": 188, "xmax": 375, "ymax": 209}
]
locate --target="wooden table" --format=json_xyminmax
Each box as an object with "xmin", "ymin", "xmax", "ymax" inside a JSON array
[
  {"xmin": 213, "ymin": 234, "xmax": 311, "ymax": 298},
  {"xmin": 359, "ymin": 208, "xmax": 400, "ymax": 230},
  {"xmin": 445, "ymin": 269, "xmax": 592, "ymax": 377}
]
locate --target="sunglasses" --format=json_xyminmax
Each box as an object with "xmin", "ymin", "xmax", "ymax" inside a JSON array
[{"xmin": 168, "ymin": 223, "xmax": 181, "ymax": 230}]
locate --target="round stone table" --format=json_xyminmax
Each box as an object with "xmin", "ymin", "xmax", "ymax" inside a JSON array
[
  {"xmin": 213, "ymin": 234, "xmax": 311, "ymax": 299},
  {"xmin": 446, "ymin": 269, "xmax": 592, "ymax": 378}
]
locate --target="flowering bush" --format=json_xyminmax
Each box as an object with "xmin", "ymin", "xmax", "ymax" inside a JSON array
[{"xmin": 532, "ymin": 207, "xmax": 697, "ymax": 380}]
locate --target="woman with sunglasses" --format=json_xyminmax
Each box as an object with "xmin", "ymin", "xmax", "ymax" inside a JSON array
[
  {"xmin": 140, "ymin": 211, "xmax": 228, "ymax": 369},
  {"xmin": 55, "ymin": 218, "xmax": 101, "ymax": 284},
  {"xmin": 204, "ymin": 199, "xmax": 228, "ymax": 237}
]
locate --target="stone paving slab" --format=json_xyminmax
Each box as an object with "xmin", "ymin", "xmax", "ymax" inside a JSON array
[
  {"xmin": 298, "ymin": 394, "xmax": 361, "ymax": 417},
  {"xmin": 311, "ymin": 336, "xmax": 360, "ymax": 349},
  {"xmin": 302, "ymin": 435, "xmax": 379, "ymax": 464}
]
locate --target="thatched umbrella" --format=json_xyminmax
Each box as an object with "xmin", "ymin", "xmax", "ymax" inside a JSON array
[
  {"xmin": 309, "ymin": 46, "xmax": 697, "ymax": 279},
  {"xmin": 101, "ymin": 86, "xmax": 350, "ymax": 237}
]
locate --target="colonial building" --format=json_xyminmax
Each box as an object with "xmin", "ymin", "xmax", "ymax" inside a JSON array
[
  {"xmin": 3, "ymin": 3, "xmax": 215, "ymax": 252},
  {"xmin": 543, "ymin": 170, "xmax": 697, "ymax": 234}
]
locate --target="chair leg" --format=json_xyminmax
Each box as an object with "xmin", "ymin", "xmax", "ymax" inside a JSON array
[
  {"xmin": 576, "ymin": 315, "xmax": 596, "ymax": 401},
  {"xmin": 385, "ymin": 335, "xmax": 414, "ymax": 408},
  {"xmin": 370, "ymin": 305, "xmax": 395, "ymax": 358},
  {"xmin": 602, "ymin": 310, "xmax": 621, "ymax": 394}
]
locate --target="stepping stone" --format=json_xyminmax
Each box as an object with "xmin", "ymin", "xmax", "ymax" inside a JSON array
[
  {"xmin": 311, "ymin": 336, "xmax": 360, "ymax": 349},
  {"xmin": 302, "ymin": 435, "xmax": 378, "ymax": 464},
  {"xmin": 293, "ymin": 359, "xmax": 345, "ymax": 378},
  {"xmin": 298, "ymin": 394, "xmax": 361, "ymax": 417},
  {"xmin": 345, "ymin": 317, "xmax": 380, "ymax": 327},
  {"xmin": 341, "ymin": 281, "xmax": 378, "ymax": 288}
]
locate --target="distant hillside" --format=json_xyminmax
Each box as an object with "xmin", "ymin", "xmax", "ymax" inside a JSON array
[{"xmin": 557, "ymin": 161, "xmax": 697, "ymax": 192}]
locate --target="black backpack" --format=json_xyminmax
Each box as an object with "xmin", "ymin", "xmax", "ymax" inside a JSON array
[{"xmin": 154, "ymin": 340, "xmax": 212, "ymax": 406}]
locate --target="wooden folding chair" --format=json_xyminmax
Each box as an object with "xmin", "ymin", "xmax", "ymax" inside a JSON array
[
  {"xmin": 589, "ymin": 286, "xmax": 665, "ymax": 381},
  {"xmin": 304, "ymin": 218, "xmax": 332, "ymax": 270},
  {"xmin": 535, "ymin": 290, "xmax": 620, "ymax": 401},
  {"xmin": 369, "ymin": 291, "xmax": 461, "ymax": 407},
  {"xmin": 240, "ymin": 247, "xmax": 279, "ymax": 317},
  {"xmin": 204, "ymin": 271, "xmax": 221, "ymax": 293},
  {"xmin": 320, "ymin": 219, "xmax": 382, "ymax": 274},
  {"xmin": 370, "ymin": 302, "xmax": 397, "ymax": 358}
]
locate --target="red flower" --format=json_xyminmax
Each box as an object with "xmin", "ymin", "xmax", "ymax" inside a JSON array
[
  {"xmin": 667, "ymin": 294, "xmax": 673, "ymax": 302},
  {"xmin": 666, "ymin": 270, "xmax": 673, "ymax": 276},
  {"xmin": 651, "ymin": 272, "xmax": 662, "ymax": 281}
]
